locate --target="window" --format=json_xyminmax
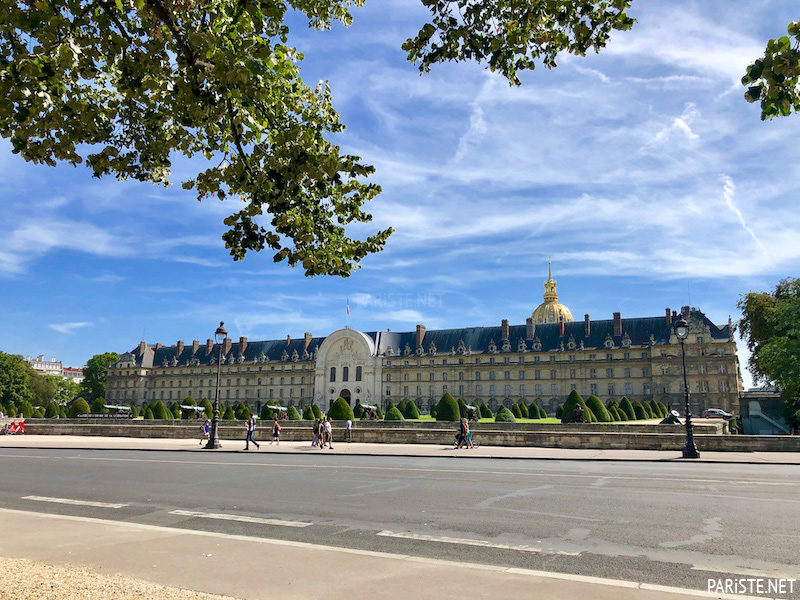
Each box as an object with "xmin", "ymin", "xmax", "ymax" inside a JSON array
[
  {"xmin": 475, "ymin": 384, "xmax": 482, "ymax": 396},
  {"xmin": 430, "ymin": 372, "xmax": 435, "ymax": 381},
  {"xmin": 589, "ymin": 354, "xmax": 596, "ymax": 361},
  {"xmin": 549, "ymin": 355, "xmax": 556, "ymax": 362},
  {"xmin": 698, "ymin": 364, "xmax": 706, "ymax": 374},
  {"xmin": 606, "ymin": 353, "xmax": 613, "ymax": 360},
  {"xmin": 342, "ymin": 366, "xmax": 349, "ymax": 382},
  {"xmin": 608, "ymin": 383, "xmax": 615, "ymax": 396},
  {"xmin": 569, "ymin": 355, "xmax": 575, "ymax": 362},
  {"xmin": 442, "ymin": 384, "xmax": 448, "ymax": 393},
  {"xmin": 550, "ymin": 369, "xmax": 556, "ymax": 379},
  {"xmin": 606, "ymin": 368, "xmax": 613, "ymax": 378},
  {"xmin": 642, "ymin": 367, "xmax": 649, "ymax": 377},
  {"xmin": 518, "ymin": 370, "xmax": 525, "ymax": 379},
  {"xmin": 519, "ymin": 384, "xmax": 525, "ymax": 396},
  {"xmin": 459, "ymin": 359, "xmax": 464, "ymax": 365},
  {"xmin": 356, "ymin": 366, "xmax": 362, "ymax": 381},
  {"xmin": 662, "ymin": 383, "xmax": 670, "ymax": 394},
  {"xmin": 489, "ymin": 384, "xmax": 496, "ymax": 397},
  {"xmin": 404, "ymin": 373, "xmax": 409, "ymax": 382},
  {"xmin": 534, "ymin": 384, "xmax": 542, "ymax": 396},
  {"xmin": 641, "ymin": 352, "xmax": 649, "ymax": 359},
  {"xmin": 698, "ymin": 381, "xmax": 709, "ymax": 393},
  {"xmin": 458, "ymin": 372, "xmax": 464, "ymax": 380},
  {"xmin": 279, "ymin": 389, "xmax": 283, "ymax": 398},
  {"xmin": 504, "ymin": 357, "xmax": 510, "ymax": 364},
  {"xmin": 590, "ymin": 368, "xmax": 597, "ymax": 378},
  {"xmin": 475, "ymin": 372, "xmax": 481, "ymax": 381},
  {"xmin": 719, "ymin": 380, "xmax": 730, "ymax": 393},
  {"xmin": 504, "ymin": 371, "xmax": 510, "ymax": 380},
  {"xmin": 590, "ymin": 383, "xmax": 598, "ymax": 395},
  {"xmin": 534, "ymin": 356, "xmax": 540, "ymax": 364},
  {"xmin": 269, "ymin": 389, "xmax": 273, "ymax": 399},
  {"xmin": 643, "ymin": 383, "xmax": 651, "ymax": 395},
  {"xmin": 570, "ymin": 383, "xmax": 577, "ymax": 391},
  {"xmin": 386, "ymin": 388, "xmax": 391, "ymax": 396},
  {"xmin": 518, "ymin": 356, "xmax": 525, "ymax": 363},
  {"xmin": 489, "ymin": 357, "xmax": 495, "ymax": 364},
  {"xmin": 290, "ymin": 376, "xmax": 294, "ymax": 385},
  {"xmin": 550, "ymin": 384, "xmax": 558, "ymax": 396},
  {"xmin": 625, "ymin": 383, "xmax": 633, "ymax": 396},
  {"xmin": 329, "ymin": 367, "xmax": 336, "ymax": 382},
  {"xmin": 718, "ymin": 364, "xmax": 728, "ymax": 374},
  {"xmin": 442, "ymin": 359, "xmax": 448, "ymax": 366},
  {"xmin": 417, "ymin": 373, "xmax": 422, "ymax": 381},
  {"xmin": 226, "ymin": 379, "xmax": 230, "ymax": 386},
  {"xmin": 386, "ymin": 374, "xmax": 391, "ymax": 382},
  {"xmin": 404, "ymin": 386, "xmax": 408, "ymax": 397},
  {"xmin": 716, "ymin": 348, "xmax": 725, "ymax": 356},
  {"xmin": 280, "ymin": 377, "xmax": 284, "ymax": 385},
  {"xmin": 624, "ymin": 368, "xmax": 631, "ymax": 378},
  {"xmin": 475, "ymin": 358, "xmax": 481, "ymax": 364},
  {"xmin": 661, "ymin": 367, "xmax": 669, "ymax": 375},
  {"xmin": 696, "ymin": 336, "xmax": 704, "ymax": 344},
  {"xmin": 404, "ymin": 360, "xmax": 409, "ymax": 366},
  {"xmin": 623, "ymin": 352, "xmax": 631, "ymax": 360},
  {"xmin": 489, "ymin": 372, "xmax": 496, "ymax": 380},
  {"xmin": 504, "ymin": 384, "xmax": 511, "ymax": 397},
  {"xmin": 458, "ymin": 385, "xmax": 464, "ymax": 396},
  {"xmin": 429, "ymin": 385, "xmax": 435, "ymax": 396},
  {"xmin": 430, "ymin": 359, "xmax": 435, "ymax": 366},
  {"xmin": 442, "ymin": 373, "xmax": 448, "ymax": 381},
  {"xmin": 569, "ymin": 369, "xmax": 576, "ymax": 379},
  {"xmin": 270, "ymin": 378, "xmax": 274, "ymax": 385},
  {"xmin": 534, "ymin": 370, "xmax": 541, "ymax": 380}
]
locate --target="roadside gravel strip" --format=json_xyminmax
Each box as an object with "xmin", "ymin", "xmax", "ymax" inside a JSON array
[{"xmin": 0, "ymin": 557, "xmax": 239, "ymax": 600}]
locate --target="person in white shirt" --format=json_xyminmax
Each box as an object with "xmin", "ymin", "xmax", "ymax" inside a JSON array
[
  {"xmin": 345, "ymin": 418, "xmax": 352, "ymax": 443},
  {"xmin": 325, "ymin": 416, "xmax": 334, "ymax": 449}
]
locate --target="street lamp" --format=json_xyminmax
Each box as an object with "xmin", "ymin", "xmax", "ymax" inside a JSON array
[
  {"xmin": 204, "ymin": 321, "xmax": 227, "ymax": 449},
  {"xmin": 673, "ymin": 317, "xmax": 699, "ymax": 459}
]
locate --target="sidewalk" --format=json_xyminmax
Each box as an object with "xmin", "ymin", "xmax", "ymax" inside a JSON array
[
  {"xmin": 0, "ymin": 508, "xmax": 757, "ymax": 600},
  {"xmin": 2, "ymin": 435, "xmax": 799, "ymax": 464}
]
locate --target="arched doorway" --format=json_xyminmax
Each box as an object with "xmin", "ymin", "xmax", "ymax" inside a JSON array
[{"xmin": 340, "ymin": 388, "xmax": 351, "ymax": 405}]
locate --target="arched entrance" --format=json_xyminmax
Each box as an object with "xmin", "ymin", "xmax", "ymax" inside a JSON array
[{"xmin": 340, "ymin": 389, "xmax": 351, "ymax": 405}]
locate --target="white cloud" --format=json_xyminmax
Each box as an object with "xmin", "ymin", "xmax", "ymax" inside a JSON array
[
  {"xmin": 720, "ymin": 175, "xmax": 768, "ymax": 256},
  {"xmin": 49, "ymin": 322, "xmax": 92, "ymax": 334}
]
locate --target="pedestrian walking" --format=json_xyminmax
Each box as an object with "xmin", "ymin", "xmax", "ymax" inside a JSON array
[
  {"xmin": 271, "ymin": 418, "xmax": 281, "ymax": 445},
  {"xmin": 200, "ymin": 419, "xmax": 210, "ymax": 446},
  {"xmin": 325, "ymin": 416, "xmax": 334, "ymax": 449},
  {"xmin": 345, "ymin": 417, "xmax": 352, "ymax": 443},
  {"xmin": 456, "ymin": 418, "xmax": 468, "ymax": 449},
  {"xmin": 244, "ymin": 414, "xmax": 260, "ymax": 450},
  {"xmin": 311, "ymin": 418, "xmax": 320, "ymax": 447},
  {"xmin": 317, "ymin": 419, "xmax": 326, "ymax": 449}
]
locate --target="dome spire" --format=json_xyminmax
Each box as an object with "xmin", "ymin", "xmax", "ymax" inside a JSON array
[
  {"xmin": 532, "ymin": 260, "xmax": 573, "ymax": 325},
  {"xmin": 543, "ymin": 260, "xmax": 558, "ymax": 302}
]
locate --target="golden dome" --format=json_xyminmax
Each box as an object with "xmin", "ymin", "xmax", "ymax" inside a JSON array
[{"xmin": 532, "ymin": 261, "xmax": 573, "ymax": 325}]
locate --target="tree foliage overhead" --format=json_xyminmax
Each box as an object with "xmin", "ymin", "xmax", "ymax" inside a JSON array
[
  {"xmin": 0, "ymin": 0, "xmax": 390, "ymax": 276},
  {"xmin": 742, "ymin": 21, "xmax": 800, "ymax": 120},
  {"xmin": 739, "ymin": 277, "xmax": 800, "ymax": 428},
  {"xmin": 403, "ymin": 0, "xmax": 635, "ymax": 85}
]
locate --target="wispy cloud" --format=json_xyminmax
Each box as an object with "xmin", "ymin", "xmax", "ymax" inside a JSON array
[
  {"xmin": 49, "ymin": 322, "xmax": 92, "ymax": 334},
  {"xmin": 720, "ymin": 175, "xmax": 768, "ymax": 256}
]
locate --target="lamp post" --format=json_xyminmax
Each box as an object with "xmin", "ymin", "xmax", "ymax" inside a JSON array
[
  {"xmin": 204, "ymin": 321, "xmax": 227, "ymax": 450},
  {"xmin": 673, "ymin": 317, "xmax": 699, "ymax": 459}
]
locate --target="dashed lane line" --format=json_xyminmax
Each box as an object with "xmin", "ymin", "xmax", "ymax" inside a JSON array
[
  {"xmin": 169, "ymin": 509, "xmax": 311, "ymax": 528},
  {"xmin": 21, "ymin": 495, "xmax": 128, "ymax": 509},
  {"xmin": 377, "ymin": 530, "xmax": 581, "ymax": 556}
]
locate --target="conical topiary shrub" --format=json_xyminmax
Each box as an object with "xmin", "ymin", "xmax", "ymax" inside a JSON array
[
  {"xmin": 312, "ymin": 404, "xmax": 322, "ymax": 419},
  {"xmin": 200, "ymin": 398, "xmax": 213, "ymax": 418},
  {"xmin": 384, "ymin": 406, "xmax": 405, "ymax": 420},
  {"xmin": 435, "ymin": 393, "xmax": 460, "ymax": 422},
  {"xmin": 302, "ymin": 405, "xmax": 315, "ymax": 420},
  {"xmin": 144, "ymin": 407, "xmax": 154, "ymax": 419},
  {"xmin": 353, "ymin": 403, "xmax": 364, "ymax": 419},
  {"xmin": 511, "ymin": 403, "xmax": 522, "ymax": 418},
  {"xmin": 495, "ymin": 406, "xmax": 516, "ymax": 422},
  {"xmin": 585, "ymin": 395, "xmax": 611, "ymax": 422},
  {"xmin": 328, "ymin": 397, "xmax": 355, "ymax": 421},
  {"xmin": 556, "ymin": 405, "xmax": 563, "ymax": 419},
  {"xmin": 619, "ymin": 397, "xmax": 636, "ymax": 420},
  {"xmin": 538, "ymin": 406, "xmax": 547, "ymax": 419},
  {"xmin": 657, "ymin": 401, "xmax": 669, "ymax": 417},
  {"xmin": 632, "ymin": 401, "xmax": 647, "ymax": 420},
  {"xmin": 222, "ymin": 406, "xmax": 236, "ymax": 420},
  {"xmin": 518, "ymin": 402, "xmax": 529, "ymax": 418},
  {"xmin": 151, "ymin": 400, "xmax": 169, "ymax": 420},
  {"xmin": 479, "ymin": 402, "xmax": 492, "ymax": 418},
  {"xmin": 287, "ymin": 405, "xmax": 301, "ymax": 420},
  {"xmin": 561, "ymin": 390, "xmax": 595, "ymax": 424},
  {"xmin": 528, "ymin": 403, "xmax": 540, "ymax": 419},
  {"xmin": 403, "ymin": 402, "xmax": 420, "ymax": 419},
  {"xmin": 649, "ymin": 400, "xmax": 663, "ymax": 418},
  {"xmin": 457, "ymin": 398, "xmax": 467, "ymax": 419}
]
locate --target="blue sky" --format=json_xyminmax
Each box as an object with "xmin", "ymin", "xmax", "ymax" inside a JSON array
[{"xmin": 2, "ymin": 0, "xmax": 799, "ymax": 389}]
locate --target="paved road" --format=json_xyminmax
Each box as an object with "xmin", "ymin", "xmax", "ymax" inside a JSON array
[{"xmin": 1, "ymin": 447, "xmax": 798, "ymax": 596}]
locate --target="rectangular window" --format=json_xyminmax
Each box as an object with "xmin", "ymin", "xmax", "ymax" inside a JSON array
[
  {"xmin": 624, "ymin": 368, "xmax": 631, "ymax": 378},
  {"xmin": 329, "ymin": 367, "xmax": 336, "ymax": 382},
  {"xmin": 442, "ymin": 359, "xmax": 448, "ymax": 365},
  {"xmin": 269, "ymin": 389, "xmax": 273, "ymax": 399},
  {"xmin": 429, "ymin": 385, "xmax": 435, "ymax": 396},
  {"xmin": 279, "ymin": 389, "xmax": 283, "ymax": 398},
  {"xmin": 606, "ymin": 368, "xmax": 613, "ymax": 378},
  {"xmin": 550, "ymin": 369, "xmax": 556, "ymax": 379},
  {"xmin": 625, "ymin": 383, "xmax": 632, "ymax": 395},
  {"xmin": 442, "ymin": 385, "xmax": 447, "ymax": 393},
  {"xmin": 698, "ymin": 364, "xmax": 706, "ymax": 374},
  {"xmin": 519, "ymin": 370, "xmax": 525, "ymax": 379},
  {"xmin": 386, "ymin": 374, "xmax": 391, "ymax": 382},
  {"xmin": 624, "ymin": 352, "xmax": 631, "ymax": 360},
  {"xmin": 430, "ymin": 359, "xmax": 435, "ymax": 366},
  {"xmin": 442, "ymin": 373, "xmax": 448, "ymax": 381},
  {"xmin": 661, "ymin": 367, "xmax": 669, "ymax": 375},
  {"xmin": 534, "ymin": 356, "xmax": 540, "ymax": 364},
  {"xmin": 403, "ymin": 386, "xmax": 408, "ymax": 397},
  {"xmin": 356, "ymin": 366, "xmax": 362, "ymax": 381},
  {"xmin": 570, "ymin": 383, "xmax": 577, "ymax": 391},
  {"xmin": 606, "ymin": 353, "xmax": 613, "ymax": 360},
  {"xmin": 417, "ymin": 385, "xmax": 422, "ymax": 396},
  {"xmin": 519, "ymin": 384, "xmax": 525, "ymax": 396},
  {"xmin": 458, "ymin": 385, "xmax": 464, "ymax": 396},
  {"xmin": 504, "ymin": 357, "xmax": 510, "ymax": 364},
  {"xmin": 519, "ymin": 356, "xmax": 525, "ymax": 363},
  {"xmin": 698, "ymin": 381, "xmax": 709, "ymax": 392},
  {"xmin": 696, "ymin": 336, "xmax": 704, "ymax": 344},
  {"xmin": 718, "ymin": 364, "xmax": 727, "ymax": 374},
  {"xmin": 489, "ymin": 384, "xmax": 496, "ymax": 397},
  {"xmin": 569, "ymin": 369, "xmax": 576, "ymax": 379},
  {"xmin": 489, "ymin": 372, "xmax": 496, "ymax": 380},
  {"xmin": 641, "ymin": 352, "xmax": 648, "ymax": 359},
  {"xmin": 475, "ymin": 372, "xmax": 481, "ymax": 381},
  {"xmin": 643, "ymin": 383, "xmax": 651, "ymax": 395},
  {"xmin": 642, "ymin": 367, "xmax": 649, "ymax": 377},
  {"xmin": 590, "ymin": 383, "xmax": 598, "ymax": 395},
  {"xmin": 386, "ymin": 388, "xmax": 391, "ymax": 396},
  {"xmin": 549, "ymin": 355, "xmax": 556, "ymax": 362},
  {"xmin": 489, "ymin": 357, "xmax": 495, "ymax": 364},
  {"xmin": 589, "ymin": 354, "xmax": 596, "ymax": 361},
  {"xmin": 534, "ymin": 384, "xmax": 542, "ymax": 396},
  {"xmin": 458, "ymin": 372, "xmax": 464, "ymax": 380},
  {"xmin": 430, "ymin": 372, "xmax": 435, "ymax": 381},
  {"xmin": 504, "ymin": 371, "xmax": 510, "ymax": 380},
  {"xmin": 550, "ymin": 384, "xmax": 558, "ymax": 396},
  {"xmin": 504, "ymin": 384, "xmax": 511, "ymax": 397},
  {"xmin": 342, "ymin": 366, "xmax": 349, "ymax": 382},
  {"xmin": 475, "ymin": 358, "xmax": 481, "ymax": 364},
  {"xmin": 608, "ymin": 383, "xmax": 615, "ymax": 396},
  {"xmin": 662, "ymin": 383, "xmax": 670, "ymax": 394},
  {"xmin": 569, "ymin": 355, "xmax": 575, "ymax": 363},
  {"xmin": 590, "ymin": 368, "xmax": 597, "ymax": 378},
  {"xmin": 386, "ymin": 360, "xmax": 392, "ymax": 367},
  {"xmin": 475, "ymin": 384, "xmax": 482, "ymax": 396},
  {"xmin": 534, "ymin": 370, "xmax": 541, "ymax": 380}
]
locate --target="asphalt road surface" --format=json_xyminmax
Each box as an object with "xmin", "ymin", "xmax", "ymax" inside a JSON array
[{"xmin": 1, "ymin": 448, "xmax": 798, "ymax": 596}]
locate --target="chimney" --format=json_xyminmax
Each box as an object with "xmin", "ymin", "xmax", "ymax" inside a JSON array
[
  {"xmin": 287, "ymin": 334, "xmax": 291, "ymax": 345},
  {"xmin": 191, "ymin": 340, "xmax": 200, "ymax": 355},
  {"xmin": 613, "ymin": 312, "xmax": 622, "ymax": 337},
  {"xmin": 223, "ymin": 337, "xmax": 232, "ymax": 357},
  {"xmin": 584, "ymin": 314, "xmax": 591, "ymax": 337},
  {"xmin": 526, "ymin": 317, "xmax": 534, "ymax": 340},
  {"xmin": 415, "ymin": 324, "xmax": 426, "ymax": 347},
  {"xmin": 682, "ymin": 305, "xmax": 690, "ymax": 320},
  {"xmin": 176, "ymin": 340, "xmax": 184, "ymax": 357},
  {"xmin": 665, "ymin": 308, "xmax": 672, "ymax": 325},
  {"xmin": 501, "ymin": 319, "xmax": 509, "ymax": 340},
  {"xmin": 304, "ymin": 332, "xmax": 313, "ymax": 350},
  {"xmin": 155, "ymin": 342, "xmax": 163, "ymax": 351},
  {"xmin": 559, "ymin": 315, "xmax": 565, "ymax": 337},
  {"xmin": 239, "ymin": 336, "xmax": 247, "ymax": 355},
  {"xmin": 138, "ymin": 341, "xmax": 146, "ymax": 356},
  {"xmin": 206, "ymin": 338, "xmax": 214, "ymax": 355}
]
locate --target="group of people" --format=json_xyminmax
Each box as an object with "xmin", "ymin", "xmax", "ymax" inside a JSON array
[
  {"xmin": 455, "ymin": 417, "xmax": 475, "ymax": 449},
  {"xmin": 311, "ymin": 417, "xmax": 335, "ymax": 449},
  {"xmin": 198, "ymin": 415, "xmax": 282, "ymax": 450}
]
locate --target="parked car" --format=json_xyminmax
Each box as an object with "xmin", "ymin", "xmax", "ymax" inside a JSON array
[{"xmin": 701, "ymin": 408, "xmax": 733, "ymax": 419}]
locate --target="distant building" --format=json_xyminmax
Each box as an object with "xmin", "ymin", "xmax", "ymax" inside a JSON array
[
  {"xmin": 25, "ymin": 355, "xmax": 63, "ymax": 377},
  {"xmin": 62, "ymin": 367, "xmax": 84, "ymax": 384},
  {"xmin": 106, "ymin": 265, "xmax": 744, "ymax": 415}
]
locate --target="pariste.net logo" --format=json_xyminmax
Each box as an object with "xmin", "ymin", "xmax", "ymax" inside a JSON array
[{"xmin": 708, "ymin": 578, "xmax": 796, "ymax": 596}]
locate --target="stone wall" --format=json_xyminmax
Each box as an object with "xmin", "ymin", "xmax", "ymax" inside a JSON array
[{"xmin": 22, "ymin": 419, "xmax": 799, "ymax": 452}]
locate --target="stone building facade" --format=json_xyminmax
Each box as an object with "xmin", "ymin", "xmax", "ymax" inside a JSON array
[{"xmin": 106, "ymin": 270, "xmax": 743, "ymax": 415}]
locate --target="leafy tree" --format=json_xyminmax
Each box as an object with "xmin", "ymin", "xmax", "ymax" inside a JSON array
[
  {"xmin": 302, "ymin": 405, "xmax": 315, "ymax": 420},
  {"xmin": 619, "ymin": 397, "xmax": 636, "ymax": 420},
  {"xmin": 495, "ymin": 406, "xmax": 516, "ymax": 423},
  {"xmin": 49, "ymin": 376, "xmax": 81, "ymax": 404},
  {"xmin": 33, "ymin": 407, "xmax": 45, "ymax": 418},
  {"xmin": 18, "ymin": 400, "xmax": 34, "ymax": 418},
  {"xmin": 44, "ymin": 400, "xmax": 59, "ymax": 418},
  {"xmin": 0, "ymin": 351, "xmax": 34, "ymax": 406},
  {"xmin": 67, "ymin": 397, "xmax": 90, "ymax": 417},
  {"xmin": 328, "ymin": 397, "xmax": 355, "ymax": 420},
  {"xmin": 585, "ymin": 395, "xmax": 611, "ymax": 422},
  {"xmin": 511, "ymin": 403, "xmax": 522, "ymax": 418},
  {"xmin": 403, "ymin": 401, "xmax": 420, "ymax": 419},
  {"xmin": 80, "ymin": 353, "xmax": 120, "ymax": 401},
  {"xmin": 435, "ymin": 393, "xmax": 460, "ymax": 422},
  {"xmin": 739, "ymin": 277, "xmax": 800, "ymax": 431},
  {"xmin": 312, "ymin": 404, "xmax": 322, "ymax": 419},
  {"xmin": 235, "ymin": 404, "xmax": 251, "ymax": 419},
  {"xmin": 287, "ymin": 405, "xmax": 301, "ymax": 420},
  {"xmin": 29, "ymin": 371, "xmax": 55, "ymax": 406},
  {"xmin": 479, "ymin": 402, "xmax": 492, "ymax": 418},
  {"xmin": 742, "ymin": 22, "xmax": 800, "ymax": 120},
  {"xmin": 384, "ymin": 406, "xmax": 405, "ymax": 420},
  {"xmin": 59, "ymin": 407, "xmax": 68, "ymax": 418}
]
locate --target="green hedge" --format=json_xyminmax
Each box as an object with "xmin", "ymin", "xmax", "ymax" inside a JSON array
[
  {"xmin": 560, "ymin": 390, "xmax": 595, "ymax": 423},
  {"xmin": 518, "ymin": 402, "xmax": 529, "ymax": 418},
  {"xmin": 632, "ymin": 401, "xmax": 647, "ymax": 420},
  {"xmin": 151, "ymin": 400, "xmax": 170, "ymax": 420},
  {"xmin": 555, "ymin": 405, "xmax": 563, "ymax": 419},
  {"xmin": 328, "ymin": 397, "xmax": 355, "ymax": 421},
  {"xmin": 657, "ymin": 401, "xmax": 669, "ymax": 417},
  {"xmin": 457, "ymin": 398, "xmax": 467, "ymax": 419},
  {"xmin": 353, "ymin": 403, "xmax": 364, "ymax": 419},
  {"xmin": 435, "ymin": 393, "xmax": 460, "ymax": 422},
  {"xmin": 200, "ymin": 398, "xmax": 213, "ymax": 418},
  {"xmin": 619, "ymin": 397, "xmax": 636, "ymax": 420},
  {"xmin": 384, "ymin": 406, "xmax": 405, "ymax": 420},
  {"xmin": 495, "ymin": 406, "xmax": 516, "ymax": 422},
  {"xmin": 144, "ymin": 407, "xmax": 154, "ymax": 419},
  {"xmin": 511, "ymin": 403, "xmax": 522, "ymax": 418},
  {"xmin": 222, "ymin": 406, "xmax": 235, "ymax": 420},
  {"xmin": 585, "ymin": 395, "xmax": 611, "ymax": 422},
  {"xmin": 44, "ymin": 401, "xmax": 59, "ymax": 418},
  {"xmin": 649, "ymin": 400, "xmax": 663, "ymax": 418},
  {"xmin": 312, "ymin": 404, "xmax": 322, "ymax": 419},
  {"xmin": 302, "ymin": 405, "xmax": 315, "ymax": 420},
  {"xmin": 538, "ymin": 406, "xmax": 547, "ymax": 419},
  {"xmin": 287, "ymin": 405, "xmax": 301, "ymax": 420},
  {"xmin": 90, "ymin": 398, "xmax": 107, "ymax": 414},
  {"xmin": 403, "ymin": 402, "xmax": 420, "ymax": 419},
  {"xmin": 479, "ymin": 402, "xmax": 492, "ymax": 418},
  {"xmin": 527, "ymin": 403, "xmax": 539, "ymax": 419}
]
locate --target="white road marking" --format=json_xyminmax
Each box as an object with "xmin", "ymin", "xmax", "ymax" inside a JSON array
[
  {"xmin": 21, "ymin": 495, "xmax": 128, "ymax": 509},
  {"xmin": 376, "ymin": 530, "xmax": 581, "ymax": 556},
  {"xmin": 39, "ymin": 454, "xmax": 800, "ymax": 487},
  {"xmin": 169, "ymin": 509, "xmax": 310, "ymax": 528},
  {"xmin": 0, "ymin": 507, "xmax": 769, "ymax": 600}
]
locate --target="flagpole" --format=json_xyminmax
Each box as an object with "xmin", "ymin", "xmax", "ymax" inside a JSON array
[{"xmin": 346, "ymin": 297, "xmax": 350, "ymax": 329}]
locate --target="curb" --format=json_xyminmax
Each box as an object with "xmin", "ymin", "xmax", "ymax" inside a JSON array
[{"xmin": 2, "ymin": 443, "xmax": 798, "ymax": 465}]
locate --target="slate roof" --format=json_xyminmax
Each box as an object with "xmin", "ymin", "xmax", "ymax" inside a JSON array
[{"xmin": 126, "ymin": 309, "xmax": 732, "ymax": 367}]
